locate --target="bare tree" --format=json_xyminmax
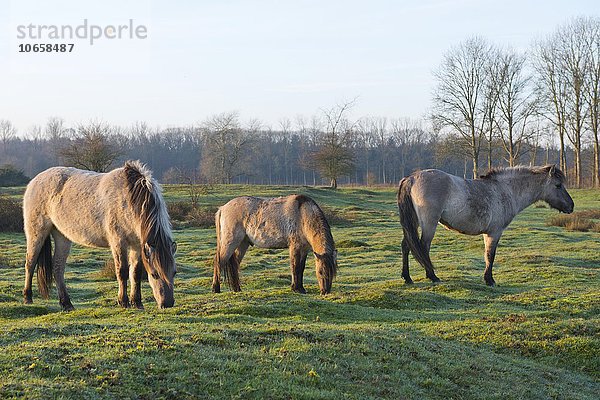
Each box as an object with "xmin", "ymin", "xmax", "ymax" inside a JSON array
[
  {"xmin": 581, "ymin": 17, "xmax": 600, "ymax": 187},
  {"xmin": 313, "ymin": 100, "xmax": 357, "ymax": 188},
  {"xmin": 482, "ymin": 48, "xmax": 501, "ymax": 169},
  {"xmin": 492, "ymin": 47, "xmax": 537, "ymax": 166},
  {"xmin": 390, "ymin": 118, "xmax": 422, "ymax": 178},
  {"xmin": 534, "ymin": 36, "xmax": 569, "ymax": 175},
  {"xmin": 0, "ymin": 119, "xmax": 17, "ymax": 153},
  {"xmin": 201, "ymin": 112, "xmax": 256, "ymax": 184},
  {"xmin": 432, "ymin": 37, "xmax": 490, "ymax": 178},
  {"xmin": 59, "ymin": 121, "xmax": 122, "ymax": 172},
  {"xmin": 561, "ymin": 18, "xmax": 590, "ymax": 187}
]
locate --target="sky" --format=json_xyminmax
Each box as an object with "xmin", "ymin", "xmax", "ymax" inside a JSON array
[{"xmin": 0, "ymin": 0, "xmax": 598, "ymax": 134}]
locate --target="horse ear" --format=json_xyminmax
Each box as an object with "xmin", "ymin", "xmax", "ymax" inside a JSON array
[
  {"xmin": 144, "ymin": 242, "xmax": 155, "ymax": 260},
  {"xmin": 171, "ymin": 241, "xmax": 177, "ymax": 254},
  {"xmin": 333, "ymin": 249, "xmax": 338, "ymax": 261},
  {"xmin": 549, "ymin": 164, "xmax": 557, "ymax": 177}
]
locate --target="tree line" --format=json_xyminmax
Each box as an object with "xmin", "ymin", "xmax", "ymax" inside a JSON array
[{"xmin": 0, "ymin": 17, "xmax": 598, "ymax": 188}]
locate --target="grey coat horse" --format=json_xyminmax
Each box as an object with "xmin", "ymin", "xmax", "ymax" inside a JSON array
[
  {"xmin": 212, "ymin": 194, "xmax": 337, "ymax": 295},
  {"xmin": 398, "ymin": 165, "xmax": 574, "ymax": 285},
  {"xmin": 22, "ymin": 161, "xmax": 177, "ymax": 310}
]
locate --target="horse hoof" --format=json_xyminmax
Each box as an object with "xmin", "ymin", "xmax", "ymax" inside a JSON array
[
  {"xmin": 403, "ymin": 278, "xmax": 414, "ymax": 285},
  {"xmin": 23, "ymin": 298, "xmax": 33, "ymax": 305},
  {"xmin": 62, "ymin": 304, "xmax": 75, "ymax": 312},
  {"xmin": 292, "ymin": 287, "xmax": 307, "ymax": 294},
  {"xmin": 486, "ymin": 280, "xmax": 496, "ymax": 287},
  {"xmin": 212, "ymin": 286, "xmax": 221, "ymax": 294},
  {"xmin": 429, "ymin": 276, "xmax": 441, "ymax": 283}
]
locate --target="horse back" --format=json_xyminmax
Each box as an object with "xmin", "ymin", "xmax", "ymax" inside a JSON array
[
  {"xmin": 24, "ymin": 166, "xmax": 135, "ymax": 247},
  {"xmin": 407, "ymin": 169, "xmax": 509, "ymax": 235},
  {"xmin": 220, "ymin": 195, "xmax": 326, "ymax": 250}
]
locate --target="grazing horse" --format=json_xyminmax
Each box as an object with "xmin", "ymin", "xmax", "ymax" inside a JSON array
[
  {"xmin": 212, "ymin": 194, "xmax": 337, "ymax": 294},
  {"xmin": 22, "ymin": 161, "xmax": 177, "ymax": 310},
  {"xmin": 397, "ymin": 165, "xmax": 574, "ymax": 286}
]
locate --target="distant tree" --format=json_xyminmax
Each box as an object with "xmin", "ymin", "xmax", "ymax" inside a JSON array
[
  {"xmin": 433, "ymin": 37, "xmax": 491, "ymax": 178},
  {"xmin": 201, "ymin": 112, "xmax": 256, "ymax": 184},
  {"xmin": 581, "ymin": 17, "xmax": 600, "ymax": 187},
  {"xmin": 0, "ymin": 164, "xmax": 29, "ymax": 186},
  {"xmin": 45, "ymin": 117, "xmax": 66, "ymax": 164},
  {"xmin": 0, "ymin": 120, "xmax": 16, "ymax": 153},
  {"xmin": 59, "ymin": 121, "xmax": 122, "ymax": 172},
  {"xmin": 313, "ymin": 100, "xmax": 356, "ymax": 188},
  {"xmin": 492, "ymin": 47, "xmax": 537, "ymax": 166}
]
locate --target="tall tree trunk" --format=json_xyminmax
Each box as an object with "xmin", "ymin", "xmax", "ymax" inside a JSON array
[{"xmin": 594, "ymin": 139, "xmax": 600, "ymax": 188}]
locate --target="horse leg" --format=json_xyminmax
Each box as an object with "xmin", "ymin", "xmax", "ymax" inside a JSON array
[
  {"xmin": 23, "ymin": 222, "xmax": 52, "ymax": 304},
  {"xmin": 128, "ymin": 250, "xmax": 144, "ymax": 309},
  {"xmin": 111, "ymin": 244, "xmax": 129, "ymax": 307},
  {"xmin": 420, "ymin": 221, "xmax": 440, "ymax": 282},
  {"xmin": 483, "ymin": 233, "xmax": 501, "ymax": 286},
  {"xmin": 289, "ymin": 244, "xmax": 307, "ymax": 294},
  {"xmin": 51, "ymin": 230, "xmax": 74, "ymax": 311},
  {"xmin": 401, "ymin": 237, "xmax": 413, "ymax": 284}
]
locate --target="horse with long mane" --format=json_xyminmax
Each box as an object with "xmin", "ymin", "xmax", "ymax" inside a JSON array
[
  {"xmin": 212, "ymin": 194, "xmax": 337, "ymax": 294},
  {"xmin": 22, "ymin": 160, "xmax": 177, "ymax": 310},
  {"xmin": 397, "ymin": 165, "xmax": 574, "ymax": 286}
]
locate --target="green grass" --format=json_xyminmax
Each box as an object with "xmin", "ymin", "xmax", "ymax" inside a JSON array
[{"xmin": 0, "ymin": 185, "xmax": 598, "ymax": 399}]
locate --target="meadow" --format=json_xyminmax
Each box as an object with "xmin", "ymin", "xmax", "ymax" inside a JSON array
[{"xmin": 0, "ymin": 185, "xmax": 598, "ymax": 399}]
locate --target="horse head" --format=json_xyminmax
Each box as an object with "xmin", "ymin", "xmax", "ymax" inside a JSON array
[
  {"xmin": 540, "ymin": 164, "xmax": 574, "ymax": 214},
  {"xmin": 143, "ymin": 240, "xmax": 177, "ymax": 308}
]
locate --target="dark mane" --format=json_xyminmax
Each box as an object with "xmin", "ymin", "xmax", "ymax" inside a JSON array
[
  {"xmin": 479, "ymin": 165, "xmax": 566, "ymax": 182},
  {"xmin": 124, "ymin": 160, "xmax": 174, "ymax": 278}
]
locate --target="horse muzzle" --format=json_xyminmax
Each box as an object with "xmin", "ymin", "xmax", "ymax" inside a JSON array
[{"xmin": 158, "ymin": 298, "xmax": 175, "ymax": 309}]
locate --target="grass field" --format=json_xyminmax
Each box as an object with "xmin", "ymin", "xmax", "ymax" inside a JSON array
[{"xmin": 0, "ymin": 185, "xmax": 598, "ymax": 399}]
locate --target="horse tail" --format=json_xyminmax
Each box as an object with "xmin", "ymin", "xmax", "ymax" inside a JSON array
[
  {"xmin": 214, "ymin": 208, "xmax": 241, "ymax": 291},
  {"xmin": 36, "ymin": 236, "xmax": 53, "ymax": 299},
  {"xmin": 397, "ymin": 177, "xmax": 434, "ymax": 272}
]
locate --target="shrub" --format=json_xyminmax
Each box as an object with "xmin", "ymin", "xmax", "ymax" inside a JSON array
[
  {"xmin": 168, "ymin": 201, "xmax": 216, "ymax": 228},
  {"xmin": 0, "ymin": 165, "xmax": 29, "ymax": 187},
  {"xmin": 547, "ymin": 211, "xmax": 600, "ymax": 232},
  {"xmin": 564, "ymin": 216, "xmax": 594, "ymax": 232},
  {"xmin": 0, "ymin": 196, "xmax": 23, "ymax": 232},
  {"xmin": 547, "ymin": 214, "xmax": 571, "ymax": 228},
  {"xmin": 97, "ymin": 259, "xmax": 116, "ymax": 281},
  {"xmin": 576, "ymin": 209, "xmax": 600, "ymax": 219}
]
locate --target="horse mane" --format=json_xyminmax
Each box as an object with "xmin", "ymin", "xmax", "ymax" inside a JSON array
[
  {"xmin": 123, "ymin": 160, "xmax": 174, "ymax": 278},
  {"xmin": 296, "ymin": 195, "xmax": 335, "ymax": 250},
  {"xmin": 478, "ymin": 165, "xmax": 566, "ymax": 182},
  {"xmin": 295, "ymin": 194, "xmax": 337, "ymax": 282}
]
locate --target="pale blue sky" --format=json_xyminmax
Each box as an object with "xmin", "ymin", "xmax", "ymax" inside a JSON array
[{"xmin": 1, "ymin": 0, "xmax": 598, "ymax": 133}]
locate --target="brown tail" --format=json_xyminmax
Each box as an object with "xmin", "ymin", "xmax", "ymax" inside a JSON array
[
  {"xmin": 214, "ymin": 209, "xmax": 241, "ymax": 291},
  {"xmin": 397, "ymin": 177, "xmax": 435, "ymax": 273},
  {"xmin": 36, "ymin": 236, "xmax": 53, "ymax": 299}
]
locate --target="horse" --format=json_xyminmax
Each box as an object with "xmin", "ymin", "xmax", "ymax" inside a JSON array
[
  {"xmin": 397, "ymin": 164, "xmax": 574, "ymax": 286},
  {"xmin": 22, "ymin": 160, "xmax": 177, "ymax": 310},
  {"xmin": 212, "ymin": 194, "xmax": 337, "ymax": 295}
]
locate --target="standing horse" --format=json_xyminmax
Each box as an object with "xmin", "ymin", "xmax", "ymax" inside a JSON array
[
  {"xmin": 398, "ymin": 165, "xmax": 574, "ymax": 286},
  {"xmin": 22, "ymin": 161, "xmax": 177, "ymax": 310},
  {"xmin": 212, "ymin": 194, "xmax": 337, "ymax": 294}
]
